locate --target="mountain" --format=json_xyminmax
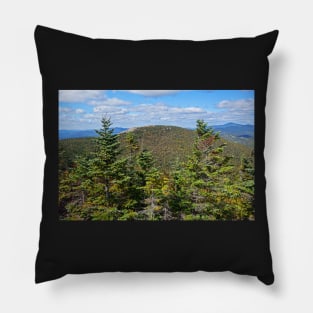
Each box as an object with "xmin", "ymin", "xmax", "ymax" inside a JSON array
[
  {"xmin": 59, "ymin": 125, "xmax": 253, "ymax": 172},
  {"xmin": 212, "ymin": 122, "xmax": 254, "ymax": 136},
  {"xmin": 120, "ymin": 125, "xmax": 196, "ymax": 171},
  {"xmin": 210, "ymin": 123, "xmax": 254, "ymax": 146},
  {"xmin": 59, "ymin": 128, "xmax": 128, "ymax": 140}
]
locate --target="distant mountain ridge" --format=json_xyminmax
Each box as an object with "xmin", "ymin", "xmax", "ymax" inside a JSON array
[
  {"xmin": 211, "ymin": 123, "xmax": 254, "ymax": 145},
  {"xmin": 212, "ymin": 122, "xmax": 254, "ymax": 135},
  {"xmin": 59, "ymin": 128, "xmax": 128, "ymax": 139}
]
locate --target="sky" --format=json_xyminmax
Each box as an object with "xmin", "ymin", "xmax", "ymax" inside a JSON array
[{"xmin": 59, "ymin": 90, "xmax": 254, "ymax": 130}]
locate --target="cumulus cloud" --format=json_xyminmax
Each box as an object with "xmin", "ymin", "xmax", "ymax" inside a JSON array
[
  {"xmin": 217, "ymin": 98, "xmax": 254, "ymax": 111},
  {"xmin": 88, "ymin": 97, "xmax": 131, "ymax": 106},
  {"xmin": 112, "ymin": 102, "xmax": 212, "ymax": 127},
  {"xmin": 132, "ymin": 103, "xmax": 206, "ymax": 115},
  {"xmin": 212, "ymin": 98, "xmax": 254, "ymax": 125},
  {"xmin": 59, "ymin": 107, "xmax": 72, "ymax": 113},
  {"xmin": 171, "ymin": 107, "xmax": 205, "ymax": 114},
  {"xmin": 59, "ymin": 90, "xmax": 105, "ymax": 102},
  {"xmin": 75, "ymin": 109, "xmax": 84, "ymax": 114},
  {"xmin": 125, "ymin": 90, "xmax": 180, "ymax": 97},
  {"xmin": 84, "ymin": 113, "xmax": 97, "ymax": 119},
  {"xmin": 93, "ymin": 106, "xmax": 128, "ymax": 115}
]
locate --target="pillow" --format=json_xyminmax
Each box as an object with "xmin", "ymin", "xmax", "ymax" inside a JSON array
[{"xmin": 34, "ymin": 25, "xmax": 278, "ymax": 285}]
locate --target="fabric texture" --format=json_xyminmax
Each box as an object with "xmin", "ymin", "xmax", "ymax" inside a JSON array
[{"xmin": 35, "ymin": 25, "xmax": 278, "ymax": 284}]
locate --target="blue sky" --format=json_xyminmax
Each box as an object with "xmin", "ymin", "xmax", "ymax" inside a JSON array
[{"xmin": 59, "ymin": 90, "xmax": 254, "ymax": 130}]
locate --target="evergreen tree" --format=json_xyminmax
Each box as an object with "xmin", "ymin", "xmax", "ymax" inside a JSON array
[
  {"xmin": 92, "ymin": 117, "xmax": 120, "ymax": 204},
  {"xmin": 183, "ymin": 120, "xmax": 236, "ymax": 220},
  {"xmin": 59, "ymin": 156, "xmax": 95, "ymax": 220},
  {"xmin": 136, "ymin": 149, "xmax": 163, "ymax": 220},
  {"xmin": 137, "ymin": 149, "xmax": 154, "ymax": 173},
  {"xmin": 141, "ymin": 167, "xmax": 163, "ymax": 220},
  {"xmin": 114, "ymin": 133, "xmax": 143, "ymax": 219},
  {"xmin": 125, "ymin": 132, "xmax": 139, "ymax": 161},
  {"xmin": 156, "ymin": 158, "xmax": 191, "ymax": 220}
]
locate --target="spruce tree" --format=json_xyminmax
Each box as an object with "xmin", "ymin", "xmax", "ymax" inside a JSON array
[
  {"xmin": 125, "ymin": 132, "xmax": 139, "ymax": 161},
  {"xmin": 93, "ymin": 117, "xmax": 120, "ymax": 204},
  {"xmin": 184, "ymin": 120, "xmax": 236, "ymax": 220}
]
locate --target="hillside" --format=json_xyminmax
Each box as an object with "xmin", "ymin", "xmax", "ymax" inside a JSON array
[{"xmin": 59, "ymin": 125, "xmax": 253, "ymax": 172}]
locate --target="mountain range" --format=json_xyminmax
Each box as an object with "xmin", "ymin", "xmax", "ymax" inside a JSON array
[
  {"xmin": 59, "ymin": 128, "xmax": 128, "ymax": 140},
  {"xmin": 210, "ymin": 123, "xmax": 254, "ymax": 145}
]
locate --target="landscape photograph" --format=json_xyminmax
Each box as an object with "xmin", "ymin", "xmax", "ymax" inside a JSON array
[{"xmin": 58, "ymin": 90, "xmax": 255, "ymax": 221}]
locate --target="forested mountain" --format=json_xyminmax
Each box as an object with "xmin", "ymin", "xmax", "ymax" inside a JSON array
[
  {"xmin": 59, "ymin": 119, "xmax": 254, "ymax": 221},
  {"xmin": 59, "ymin": 125, "xmax": 252, "ymax": 172}
]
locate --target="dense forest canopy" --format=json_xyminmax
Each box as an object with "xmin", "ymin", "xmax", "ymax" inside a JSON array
[{"xmin": 59, "ymin": 117, "xmax": 255, "ymax": 221}]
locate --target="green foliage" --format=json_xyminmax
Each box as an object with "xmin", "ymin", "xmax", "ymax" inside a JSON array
[
  {"xmin": 137, "ymin": 150, "xmax": 154, "ymax": 172},
  {"xmin": 59, "ymin": 126, "xmax": 251, "ymax": 173},
  {"xmin": 59, "ymin": 118, "xmax": 255, "ymax": 221}
]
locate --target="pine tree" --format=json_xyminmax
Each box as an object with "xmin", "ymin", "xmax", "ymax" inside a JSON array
[
  {"xmin": 137, "ymin": 149, "xmax": 154, "ymax": 173},
  {"xmin": 183, "ymin": 120, "xmax": 236, "ymax": 220},
  {"xmin": 58, "ymin": 156, "xmax": 95, "ymax": 220},
  {"xmin": 125, "ymin": 132, "xmax": 139, "ymax": 161},
  {"xmin": 136, "ymin": 149, "xmax": 163, "ymax": 220},
  {"xmin": 92, "ymin": 117, "xmax": 120, "ymax": 204},
  {"xmin": 113, "ymin": 133, "xmax": 144, "ymax": 219},
  {"xmin": 164, "ymin": 162, "xmax": 193, "ymax": 220},
  {"xmin": 141, "ymin": 167, "xmax": 163, "ymax": 220}
]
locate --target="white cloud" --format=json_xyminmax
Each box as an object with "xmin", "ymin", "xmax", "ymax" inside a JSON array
[
  {"xmin": 84, "ymin": 113, "xmax": 97, "ymax": 119},
  {"xmin": 209, "ymin": 98, "xmax": 254, "ymax": 125},
  {"xmin": 217, "ymin": 99, "xmax": 254, "ymax": 111},
  {"xmin": 59, "ymin": 90, "xmax": 105, "ymax": 102},
  {"xmin": 93, "ymin": 106, "xmax": 128, "ymax": 115},
  {"xmin": 132, "ymin": 103, "xmax": 206, "ymax": 115},
  {"xmin": 88, "ymin": 97, "xmax": 131, "ymax": 106},
  {"xmin": 75, "ymin": 109, "xmax": 84, "ymax": 114},
  {"xmin": 59, "ymin": 107, "xmax": 72, "ymax": 113},
  {"xmin": 171, "ymin": 107, "xmax": 205, "ymax": 114},
  {"xmin": 125, "ymin": 90, "xmax": 180, "ymax": 97}
]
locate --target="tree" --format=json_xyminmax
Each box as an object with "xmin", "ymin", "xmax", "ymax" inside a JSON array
[
  {"xmin": 92, "ymin": 117, "xmax": 120, "ymax": 203},
  {"xmin": 141, "ymin": 167, "xmax": 163, "ymax": 220},
  {"xmin": 59, "ymin": 156, "xmax": 96, "ymax": 220},
  {"xmin": 113, "ymin": 133, "xmax": 144, "ymax": 218},
  {"xmin": 137, "ymin": 149, "xmax": 154, "ymax": 173},
  {"xmin": 182, "ymin": 120, "xmax": 237, "ymax": 220},
  {"xmin": 125, "ymin": 132, "xmax": 139, "ymax": 161},
  {"xmin": 164, "ymin": 161, "xmax": 193, "ymax": 220}
]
